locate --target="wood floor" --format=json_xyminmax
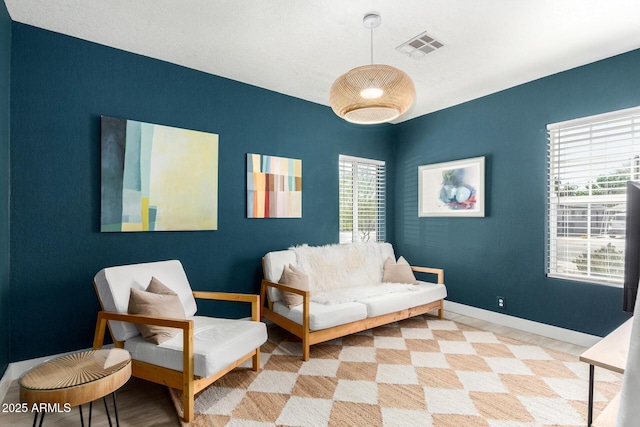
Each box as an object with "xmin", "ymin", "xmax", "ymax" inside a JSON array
[
  {"xmin": 0, "ymin": 312, "xmax": 588, "ymax": 426},
  {"xmin": 2, "ymin": 376, "xmax": 180, "ymax": 426}
]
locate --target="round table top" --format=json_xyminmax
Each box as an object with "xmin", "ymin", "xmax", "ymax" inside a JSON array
[{"xmin": 19, "ymin": 349, "xmax": 131, "ymax": 406}]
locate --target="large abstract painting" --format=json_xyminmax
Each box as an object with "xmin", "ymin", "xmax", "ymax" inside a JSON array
[
  {"xmin": 247, "ymin": 153, "xmax": 302, "ymax": 218},
  {"xmin": 418, "ymin": 156, "xmax": 485, "ymax": 217},
  {"xmin": 101, "ymin": 116, "xmax": 219, "ymax": 232}
]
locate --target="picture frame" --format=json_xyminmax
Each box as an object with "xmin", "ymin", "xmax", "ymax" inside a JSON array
[
  {"xmin": 247, "ymin": 153, "xmax": 302, "ymax": 218},
  {"xmin": 418, "ymin": 156, "xmax": 485, "ymax": 217},
  {"xmin": 100, "ymin": 116, "xmax": 219, "ymax": 232}
]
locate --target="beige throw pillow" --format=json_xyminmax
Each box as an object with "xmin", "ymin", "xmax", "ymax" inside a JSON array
[
  {"xmin": 383, "ymin": 256, "xmax": 418, "ymax": 284},
  {"xmin": 128, "ymin": 276, "xmax": 186, "ymax": 344},
  {"xmin": 279, "ymin": 264, "xmax": 309, "ymax": 308}
]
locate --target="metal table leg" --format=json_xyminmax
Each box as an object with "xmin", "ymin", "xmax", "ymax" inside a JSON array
[
  {"xmin": 112, "ymin": 392, "xmax": 120, "ymax": 426},
  {"xmin": 587, "ymin": 364, "xmax": 594, "ymax": 427},
  {"xmin": 101, "ymin": 391, "xmax": 121, "ymax": 427},
  {"xmin": 32, "ymin": 411, "xmax": 44, "ymax": 427},
  {"xmin": 103, "ymin": 396, "xmax": 113, "ymax": 427}
]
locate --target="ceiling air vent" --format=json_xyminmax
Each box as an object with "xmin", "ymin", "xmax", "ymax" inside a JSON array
[{"xmin": 396, "ymin": 31, "xmax": 443, "ymax": 60}]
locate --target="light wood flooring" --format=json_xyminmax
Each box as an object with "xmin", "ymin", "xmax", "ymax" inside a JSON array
[{"xmin": 0, "ymin": 312, "xmax": 589, "ymax": 426}]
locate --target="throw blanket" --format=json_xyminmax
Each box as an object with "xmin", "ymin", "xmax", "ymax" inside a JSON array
[{"xmin": 291, "ymin": 242, "xmax": 400, "ymax": 305}]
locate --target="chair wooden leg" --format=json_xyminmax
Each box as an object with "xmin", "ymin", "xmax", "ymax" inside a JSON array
[
  {"xmin": 302, "ymin": 340, "xmax": 310, "ymax": 361},
  {"xmin": 438, "ymin": 301, "xmax": 444, "ymax": 319},
  {"xmin": 181, "ymin": 319, "xmax": 195, "ymax": 422},
  {"xmin": 252, "ymin": 349, "xmax": 260, "ymax": 371},
  {"xmin": 183, "ymin": 389, "xmax": 194, "ymax": 422}
]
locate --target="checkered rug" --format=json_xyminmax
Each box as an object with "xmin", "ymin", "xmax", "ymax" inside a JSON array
[{"xmin": 169, "ymin": 315, "xmax": 621, "ymax": 426}]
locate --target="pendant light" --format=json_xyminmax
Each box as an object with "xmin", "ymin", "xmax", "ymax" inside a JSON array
[{"xmin": 330, "ymin": 12, "xmax": 415, "ymax": 125}]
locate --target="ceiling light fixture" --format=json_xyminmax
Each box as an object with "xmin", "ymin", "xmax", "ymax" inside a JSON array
[{"xmin": 330, "ymin": 12, "xmax": 416, "ymax": 125}]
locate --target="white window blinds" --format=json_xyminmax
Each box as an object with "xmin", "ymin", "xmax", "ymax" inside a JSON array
[
  {"xmin": 547, "ymin": 106, "xmax": 640, "ymax": 285},
  {"xmin": 339, "ymin": 155, "xmax": 386, "ymax": 244}
]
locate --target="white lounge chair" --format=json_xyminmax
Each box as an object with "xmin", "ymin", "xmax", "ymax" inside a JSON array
[{"xmin": 92, "ymin": 260, "xmax": 267, "ymax": 421}]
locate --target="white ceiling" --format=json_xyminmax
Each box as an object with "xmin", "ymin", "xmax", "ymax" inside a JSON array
[{"xmin": 5, "ymin": 0, "xmax": 640, "ymax": 123}]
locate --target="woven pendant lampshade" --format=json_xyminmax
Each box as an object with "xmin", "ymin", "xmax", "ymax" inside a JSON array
[{"xmin": 330, "ymin": 12, "xmax": 415, "ymax": 125}]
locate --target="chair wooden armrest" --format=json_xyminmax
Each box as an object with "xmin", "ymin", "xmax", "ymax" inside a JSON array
[
  {"xmin": 192, "ymin": 291, "xmax": 261, "ymax": 321},
  {"xmin": 92, "ymin": 309, "xmax": 196, "ymax": 419},
  {"xmin": 93, "ymin": 311, "xmax": 194, "ymax": 349},
  {"xmin": 411, "ymin": 266, "xmax": 444, "ymax": 284}
]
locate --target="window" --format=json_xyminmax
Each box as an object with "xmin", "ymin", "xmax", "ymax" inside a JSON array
[
  {"xmin": 339, "ymin": 155, "xmax": 385, "ymax": 244},
  {"xmin": 547, "ymin": 106, "xmax": 640, "ymax": 285}
]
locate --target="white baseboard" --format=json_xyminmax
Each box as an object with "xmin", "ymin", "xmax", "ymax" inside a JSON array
[{"xmin": 444, "ymin": 300, "xmax": 601, "ymax": 348}]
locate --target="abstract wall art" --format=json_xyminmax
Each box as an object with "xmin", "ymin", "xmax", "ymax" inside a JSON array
[
  {"xmin": 101, "ymin": 116, "xmax": 219, "ymax": 232},
  {"xmin": 247, "ymin": 153, "xmax": 302, "ymax": 218},
  {"xmin": 418, "ymin": 156, "xmax": 485, "ymax": 217}
]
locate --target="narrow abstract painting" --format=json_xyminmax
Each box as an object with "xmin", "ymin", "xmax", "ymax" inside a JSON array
[
  {"xmin": 247, "ymin": 153, "xmax": 302, "ymax": 218},
  {"xmin": 101, "ymin": 116, "xmax": 219, "ymax": 232}
]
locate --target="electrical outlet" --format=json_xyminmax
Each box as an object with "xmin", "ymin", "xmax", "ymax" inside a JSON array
[{"xmin": 497, "ymin": 296, "xmax": 506, "ymax": 309}]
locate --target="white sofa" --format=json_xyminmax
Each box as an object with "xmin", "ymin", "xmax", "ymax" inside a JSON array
[{"xmin": 261, "ymin": 242, "xmax": 446, "ymax": 360}]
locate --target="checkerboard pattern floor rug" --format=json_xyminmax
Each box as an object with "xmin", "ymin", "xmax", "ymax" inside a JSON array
[{"xmin": 169, "ymin": 315, "xmax": 621, "ymax": 426}]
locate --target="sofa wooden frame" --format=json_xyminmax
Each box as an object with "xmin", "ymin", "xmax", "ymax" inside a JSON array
[
  {"xmin": 92, "ymin": 289, "xmax": 261, "ymax": 422},
  {"xmin": 260, "ymin": 265, "xmax": 445, "ymax": 361}
]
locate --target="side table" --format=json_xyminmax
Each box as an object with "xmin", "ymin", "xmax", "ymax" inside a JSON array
[
  {"xmin": 18, "ymin": 348, "xmax": 131, "ymax": 426},
  {"xmin": 579, "ymin": 317, "xmax": 632, "ymax": 427}
]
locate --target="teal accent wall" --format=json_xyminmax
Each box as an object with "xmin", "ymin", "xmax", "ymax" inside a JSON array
[
  {"xmin": 9, "ymin": 24, "xmax": 394, "ymax": 361},
  {"xmin": 393, "ymin": 49, "xmax": 640, "ymax": 337},
  {"xmin": 0, "ymin": 1, "xmax": 10, "ymax": 377},
  {"xmin": 5, "ymin": 19, "xmax": 640, "ymax": 364}
]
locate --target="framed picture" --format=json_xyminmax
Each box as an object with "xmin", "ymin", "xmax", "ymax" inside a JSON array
[
  {"xmin": 247, "ymin": 153, "xmax": 302, "ymax": 218},
  {"xmin": 418, "ymin": 156, "xmax": 485, "ymax": 217},
  {"xmin": 101, "ymin": 116, "xmax": 219, "ymax": 232}
]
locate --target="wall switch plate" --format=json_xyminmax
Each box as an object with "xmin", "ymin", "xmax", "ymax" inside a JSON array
[{"xmin": 497, "ymin": 296, "xmax": 506, "ymax": 309}]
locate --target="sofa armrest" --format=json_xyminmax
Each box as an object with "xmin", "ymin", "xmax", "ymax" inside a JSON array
[
  {"xmin": 260, "ymin": 279, "xmax": 311, "ymax": 354},
  {"xmin": 192, "ymin": 291, "xmax": 260, "ymax": 321},
  {"xmin": 411, "ymin": 266, "xmax": 444, "ymax": 284},
  {"xmin": 260, "ymin": 279, "xmax": 311, "ymax": 313},
  {"xmin": 260, "ymin": 279, "xmax": 310, "ymax": 297}
]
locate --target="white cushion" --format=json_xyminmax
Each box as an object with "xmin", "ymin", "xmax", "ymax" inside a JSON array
[
  {"xmin": 124, "ymin": 316, "xmax": 267, "ymax": 378},
  {"xmin": 94, "ymin": 260, "xmax": 198, "ymax": 341},
  {"xmin": 358, "ymin": 281, "xmax": 447, "ymax": 318},
  {"xmin": 263, "ymin": 249, "xmax": 296, "ymax": 303},
  {"xmin": 273, "ymin": 300, "xmax": 367, "ymax": 331}
]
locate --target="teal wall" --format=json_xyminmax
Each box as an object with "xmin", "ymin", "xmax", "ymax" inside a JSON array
[
  {"xmin": 0, "ymin": 1, "xmax": 10, "ymax": 377},
  {"xmin": 5, "ymin": 19, "xmax": 640, "ymax": 364},
  {"xmin": 394, "ymin": 49, "xmax": 640, "ymax": 337},
  {"xmin": 9, "ymin": 24, "xmax": 394, "ymax": 361}
]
